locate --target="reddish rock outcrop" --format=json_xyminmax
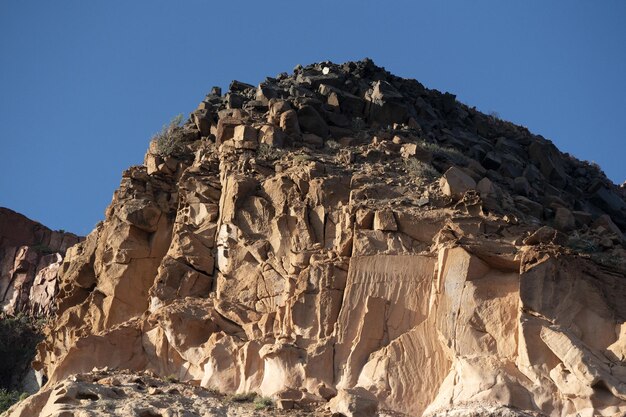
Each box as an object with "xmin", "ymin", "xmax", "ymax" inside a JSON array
[
  {"xmin": 8, "ymin": 60, "xmax": 626, "ymax": 417},
  {"xmin": 0, "ymin": 208, "xmax": 81, "ymax": 317}
]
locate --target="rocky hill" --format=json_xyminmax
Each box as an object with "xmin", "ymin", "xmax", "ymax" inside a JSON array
[{"xmin": 5, "ymin": 59, "xmax": 626, "ymax": 417}]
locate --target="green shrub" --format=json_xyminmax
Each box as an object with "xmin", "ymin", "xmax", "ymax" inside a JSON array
[
  {"xmin": 164, "ymin": 374, "xmax": 178, "ymax": 383},
  {"xmin": 325, "ymin": 139, "xmax": 341, "ymax": 150},
  {"xmin": 0, "ymin": 314, "xmax": 43, "ymax": 389},
  {"xmin": 292, "ymin": 154, "xmax": 312, "ymax": 164},
  {"xmin": 227, "ymin": 392, "xmax": 256, "ymax": 403},
  {"xmin": 420, "ymin": 141, "xmax": 468, "ymax": 166},
  {"xmin": 254, "ymin": 396, "xmax": 273, "ymax": 410},
  {"xmin": 0, "ymin": 389, "xmax": 21, "ymax": 413},
  {"xmin": 257, "ymin": 144, "xmax": 284, "ymax": 161},
  {"xmin": 488, "ymin": 111, "xmax": 501, "ymax": 120},
  {"xmin": 404, "ymin": 158, "xmax": 440, "ymax": 180},
  {"xmin": 153, "ymin": 114, "xmax": 186, "ymax": 157}
]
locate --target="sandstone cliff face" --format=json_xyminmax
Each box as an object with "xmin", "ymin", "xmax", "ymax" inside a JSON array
[
  {"xmin": 0, "ymin": 208, "xmax": 81, "ymax": 317},
  {"xmin": 10, "ymin": 60, "xmax": 626, "ymax": 417}
]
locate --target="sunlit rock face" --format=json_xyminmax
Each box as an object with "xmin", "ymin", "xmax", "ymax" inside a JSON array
[{"xmin": 13, "ymin": 60, "xmax": 626, "ymax": 417}]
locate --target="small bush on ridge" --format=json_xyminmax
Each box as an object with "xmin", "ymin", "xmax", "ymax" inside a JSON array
[
  {"xmin": 153, "ymin": 114, "xmax": 186, "ymax": 157},
  {"xmin": 404, "ymin": 158, "xmax": 440, "ymax": 180}
]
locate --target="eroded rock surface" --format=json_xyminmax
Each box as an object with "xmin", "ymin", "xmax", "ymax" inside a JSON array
[{"xmin": 10, "ymin": 60, "xmax": 626, "ymax": 417}]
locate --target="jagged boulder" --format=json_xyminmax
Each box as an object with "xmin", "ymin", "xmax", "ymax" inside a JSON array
[
  {"xmin": 439, "ymin": 166, "xmax": 477, "ymax": 199},
  {"xmin": 328, "ymin": 388, "xmax": 378, "ymax": 417}
]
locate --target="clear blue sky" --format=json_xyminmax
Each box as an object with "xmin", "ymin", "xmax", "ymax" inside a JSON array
[{"xmin": 1, "ymin": 1, "xmax": 625, "ymax": 235}]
